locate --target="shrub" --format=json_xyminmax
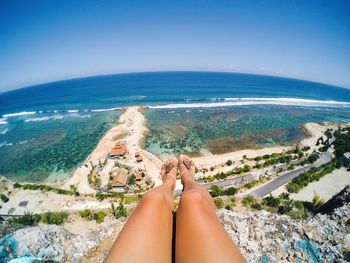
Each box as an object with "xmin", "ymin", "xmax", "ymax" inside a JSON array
[
  {"xmin": 93, "ymin": 211, "xmax": 106, "ymax": 224},
  {"xmin": 226, "ymin": 159, "xmax": 233, "ymax": 166},
  {"xmin": 13, "ymin": 182, "xmax": 21, "ymax": 189},
  {"xmin": 111, "ymin": 201, "xmax": 128, "ymax": 219},
  {"xmin": 210, "ymin": 185, "xmax": 223, "ymax": 197},
  {"xmin": 243, "ymin": 164, "xmax": 251, "ymax": 172},
  {"xmin": 250, "ymin": 203, "xmax": 262, "ymax": 210},
  {"xmin": 80, "ymin": 209, "xmax": 92, "ymax": 219},
  {"xmin": 262, "ymin": 195, "xmax": 281, "ymax": 207},
  {"xmin": 241, "ymin": 196, "xmax": 257, "ymax": 207},
  {"xmin": 0, "ymin": 194, "xmax": 9, "ymax": 203},
  {"xmin": 225, "ymin": 205, "xmax": 233, "ymax": 211},
  {"xmin": 286, "ymin": 162, "xmax": 335, "ymax": 193},
  {"xmin": 224, "ymin": 187, "xmax": 238, "ymax": 196},
  {"xmin": 41, "ymin": 212, "xmax": 68, "ymax": 225},
  {"xmin": 278, "ymin": 192, "xmax": 290, "ymax": 199},
  {"xmin": 312, "ymin": 193, "xmax": 325, "ymax": 210},
  {"xmin": 294, "ymin": 200, "xmax": 304, "ymax": 210},
  {"xmin": 214, "ymin": 198, "xmax": 224, "ymax": 209},
  {"xmin": 8, "ymin": 212, "xmax": 40, "ymax": 226}
]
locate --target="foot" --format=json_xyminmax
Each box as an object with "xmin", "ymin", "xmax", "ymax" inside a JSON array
[
  {"xmin": 160, "ymin": 157, "xmax": 178, "ymax": 187},
  {"xmin": 178, "ymin": 154, "xmax": 196, "ymax": 184}
]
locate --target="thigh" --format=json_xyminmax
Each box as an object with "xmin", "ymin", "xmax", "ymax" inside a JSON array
[
  {"xmin": 105, "ymin": 191, "xmax": 173, "ymax": 263},
  {"xmin": 175, "ymin": 190, "xmax": 246, "ymax": 263}
]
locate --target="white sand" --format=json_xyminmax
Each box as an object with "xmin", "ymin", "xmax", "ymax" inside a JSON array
[
  {"xmin": 64, "ymin": 106, "xmax": 163, "ymax": 194},
  {"xmin": 288, "ymin": 168, "xmax": 350, "ymax": 202}
]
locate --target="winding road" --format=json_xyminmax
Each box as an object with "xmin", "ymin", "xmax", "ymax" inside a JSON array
[
  {"xmin": 175, "ymin": 151, "xmax": 332, "ymax": 197},
  {"xmin": 249, "ymin": 151, "xmax": 332, "ymax": 198}
]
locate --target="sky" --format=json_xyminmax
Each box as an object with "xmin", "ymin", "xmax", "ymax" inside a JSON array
[{"xmin": 0, "ymin": 0, "xmax": 350, "ymax": 91}]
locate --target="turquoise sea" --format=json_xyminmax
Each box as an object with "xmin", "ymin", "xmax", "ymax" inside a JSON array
[{"xmin": 1, "ymin": 72, "xmax": 350, "ymax": 182}]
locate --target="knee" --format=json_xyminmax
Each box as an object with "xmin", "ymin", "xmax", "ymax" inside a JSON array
[
  {"xmin": 141, "ymin": 191, "xmax": 167, "ymax": 206},
  {"xmin": 180, "ymin": 190, "xmax": 207, "ymax": 209}
]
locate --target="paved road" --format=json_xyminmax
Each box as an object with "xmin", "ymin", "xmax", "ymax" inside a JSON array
[
  {"xmin": 249, "ymin": 151, "xmax": 332, "ymax": 198},
  {"xmin": 175, "ymin": 151, "xmax": 332, "ymax": 197},
  {"xmin": 175, "ymin": 172, "xmax": 258, "ymax": 195}
]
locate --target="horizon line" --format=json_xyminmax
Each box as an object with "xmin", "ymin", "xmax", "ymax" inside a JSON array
[{"xmin": 1, "ymin": 69, "xmax": 349, "ymax": 94}]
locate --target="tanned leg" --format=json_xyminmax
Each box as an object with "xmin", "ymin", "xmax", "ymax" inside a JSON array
[
  {"xmin": 175, "ymin": 155, "xmax": 246, "ymax": 263},
  {"xmin": 105, "ymin": 157, "xmax": 178, "ymax": 263}
]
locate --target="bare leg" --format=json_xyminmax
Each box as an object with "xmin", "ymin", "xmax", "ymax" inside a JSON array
[
  {"xmin": 175, "ymin": 155, "xmax": 246, "ymax": 263},
  {"xmin": 105, "ymin": 158, "xmax": 178, "ymax": 263}
]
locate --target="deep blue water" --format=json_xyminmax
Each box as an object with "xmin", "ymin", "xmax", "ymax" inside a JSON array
[
  {"xmin": 1, "ymin": 72, "xmax": 350, "ymax": 182},
  {"xmin": 1, "ymin": 71, "xmax": 350, "ymax": 114}
]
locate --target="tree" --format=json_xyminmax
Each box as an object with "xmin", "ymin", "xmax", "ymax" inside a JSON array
[
  {"xmin": 224, "ymin": 187, "xmax": 238, "ymax": 196},
  {"xmin": 226, "ymin": 159, "xmax": 233, "ymax": 166},
  {"xmin": 112, "ymin": 200, "xmax": 128, "ymax": 219},
  {"xmin": 0, "ymin": 194, "xmax": 9, "ymax": 203},
  {"xmin": 243, "ymin": 164, "xmax": 251, "ymax": 173},
  {"xmin": 128, "ymin": 174, "xmax": 136, "ymax": 185},
  {"xmin": 210, "ymin": 185, "xmax": 223, "ymax": 197},
  {"xmin": 262, "ymin": 195, "xmax": 281, "ymax": 207}
]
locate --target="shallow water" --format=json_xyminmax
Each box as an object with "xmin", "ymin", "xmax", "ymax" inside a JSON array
[
  {"xmin": 144, "ymin": 106, "xmax": 350, "ymax": 157},
  {"xmin": 0, "ymin": 111, "xmax": 121, "ymax": 182}
]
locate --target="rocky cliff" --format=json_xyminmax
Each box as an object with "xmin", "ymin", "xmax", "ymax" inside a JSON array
[{"xmin": 1, "ymin": 204, "xmax": 349, "ymax": 262}]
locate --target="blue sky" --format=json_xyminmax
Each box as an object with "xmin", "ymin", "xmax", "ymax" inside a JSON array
[{"xmin": 1, "ymin": 0, "xmax": 350, "ymax": 91}]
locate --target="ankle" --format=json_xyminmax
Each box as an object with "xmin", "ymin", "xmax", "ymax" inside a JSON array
[
  {"xmin": 163, "ymin": 175, "xmax": 176, "ymax": 190},
  {"xmin": 181, "ymin": 172, "xmax": 195, "ymax": 185}
]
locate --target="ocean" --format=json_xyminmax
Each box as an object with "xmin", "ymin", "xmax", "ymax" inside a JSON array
[{"xmin": 1, "ymin": 72, "xmax": 350, "ymax": 182}]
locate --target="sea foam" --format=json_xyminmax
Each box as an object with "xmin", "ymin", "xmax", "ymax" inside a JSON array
[
  {"xmin": 2, "ymin": 111, "xmax": 36, "ymax": 118},
  {"xmin": 0, "ymin": 118, "xmax": 8, "ymax": 125},
  {"xmin": 91, "ymin": 107, "xmax": 121, "ymax": 112},
  {"xmin": 148, "ymin": 97, "xmax": 350, "ymax": 109}
]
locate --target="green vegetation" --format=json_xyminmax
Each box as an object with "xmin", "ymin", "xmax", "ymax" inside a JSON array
[
  {"xmin": 0, "ymin": 194, "xmax": 9, "ymax": 203},
  {"xmin": 243, "ymin": 179, "xmax": 260, "ymax": 189},
  {"xmin": 128, "ymin": 174, "xmax": 136, "ymax": 185},
  {"xmin": 203, "ymin": 164, "xmax": 252, "ymax": 183},
  {"xmin": 214, "ymin": 197, "xmax": 224, "ymax": 209},
  {"xmin": 242, "ymin": 194, "xmax": 310, "ymax": 219},
  {"xmin": 241, "ymin": 195, "xmax": 257, "ymax": 207},
  {"xmin": 312, "ymin": 192, "xmax": 325, "ymax": 210},
  {"xmin": 8, "ymin": 212, "xmax": 68, "ymax": 226},
  {"xmin": 79, "ymin": 209, "xmax": 106, "ymax": 223},
  {"xmin": 210, "ymin": 185, "xmax": 238, "ymax": 197},
  {"xmin": 333, "ymin": 127, "xmax": 350, "ymax": 168},
  {"xmin": 226, "ymin": 159, "xmax": 233, "ymax": 166},
  {"xmin": 93, "ymin": 211, "xmax": 107, "ymax": 224},
  {"xmin": 41, "ymin": 212, "xmax": 69, "ymax": 225},
  {"xmin": 17, "ymin": 183, "xmax": 76, "ymax": 196},
  {"xmin": 286, "ymin": 162, "xmax": 335, "ymax": 193},
  {"xmin": 111, "ymin": 201, "xmax": 128, "ymax": 219}
]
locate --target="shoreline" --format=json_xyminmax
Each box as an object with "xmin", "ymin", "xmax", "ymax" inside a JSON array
[
  {"xmin": 2, "ymin": 106, "xmax": 337, "ymax": 192},
  {"xmin": 0, "ymin": 106, "xmax": 343, "ymax": 215}
]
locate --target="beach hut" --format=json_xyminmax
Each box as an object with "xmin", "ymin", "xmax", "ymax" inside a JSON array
[
  {"xmin": 111, "ymin": 168, "xmax": 129, "ymax": 186},
  {"xmin": 110, "ymin": 143, "xmax": 127, "ymax": 158},
  {"xmin": 135, "ymin": 172, "xmax": 142, "ymax": 181}
]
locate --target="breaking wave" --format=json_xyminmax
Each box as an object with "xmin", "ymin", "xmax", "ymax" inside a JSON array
[{"xmin": 148, "ymin": 97, "xmax": 350, "ymax": 109}]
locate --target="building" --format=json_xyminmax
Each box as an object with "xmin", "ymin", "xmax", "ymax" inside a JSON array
[
  {"xmin": 111, "ymin": 168, "xmax": 129, "ymax": 187},
  {"xmin": 135, "ymin": 172, "xmax": 142, "ymax": 181},
  {"xmin": 135, "ymin": 151, "xmax": 143, "ymax": 162},
  {"xmin": 110, "ymin": 143, "xmax": 127, "ymax": 158}
]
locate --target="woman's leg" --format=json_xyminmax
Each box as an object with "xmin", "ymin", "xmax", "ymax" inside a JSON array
[
  {"xmin": 105, "ymin": 158, "xmax": 178, "ymax": 263},
  {"xmin": 175, "ymin": 155, "xmax": 246, "ymax": 263}
]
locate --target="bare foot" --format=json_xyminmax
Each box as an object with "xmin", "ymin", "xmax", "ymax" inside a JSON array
[
  {"xmin": 160, "ymin": 157, "xmax": 178, "ymax": 188},
  {"xmin": 178, "ymin": 154, "xmax": 196, "ymax": 185}
]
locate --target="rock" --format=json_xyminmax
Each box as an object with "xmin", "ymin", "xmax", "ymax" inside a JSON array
[{"xmin": 217, "ymin": 204, "xmax": 349, "ymax": 262}]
